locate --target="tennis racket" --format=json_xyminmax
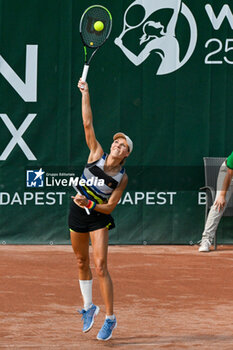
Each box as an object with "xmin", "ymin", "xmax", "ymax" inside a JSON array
[
  {"xmin": 72, "ymin": 184, "xmax": 90, "ymax": 215},
  {"xmin": 80, "ymin": 5, "xmax": 112, "ymax": 82}
]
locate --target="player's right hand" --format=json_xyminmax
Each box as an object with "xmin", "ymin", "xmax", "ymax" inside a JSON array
[{"xmin": 78, "ymin": 79, "xmax": 88, "ymax": 93}]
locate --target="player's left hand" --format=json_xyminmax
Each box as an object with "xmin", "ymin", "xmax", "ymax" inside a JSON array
[{"xmin": 72, "ymin": 194, "xmax": 88, "ymax": 208}]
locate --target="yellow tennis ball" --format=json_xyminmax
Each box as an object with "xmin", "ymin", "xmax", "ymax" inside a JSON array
[
  {"xmin": 94, "ymin": 21, "xmax": 104, "ymax": 32},
  {"xmin": 90, "ymin": 42, "xmax": 94, "ymax": 46}
]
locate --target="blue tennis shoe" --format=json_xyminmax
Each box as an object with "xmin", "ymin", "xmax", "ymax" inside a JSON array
[
  {"xmin": 97, "ymin": 317, "xmax": 117, "ymax": 341},
  {"xmin": 78, "ymin": 304, "xmax": 99, "ymax": 333}
]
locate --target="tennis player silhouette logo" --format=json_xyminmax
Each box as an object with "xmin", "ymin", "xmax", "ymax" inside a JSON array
[{"xmin": 114, "ymin": 0, "xmax": 197, "ymax": 75}]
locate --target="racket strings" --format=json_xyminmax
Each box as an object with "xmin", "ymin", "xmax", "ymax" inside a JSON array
[{"xmin": 80, "ymin": 7, "xmax": 111, "ymax": 48}]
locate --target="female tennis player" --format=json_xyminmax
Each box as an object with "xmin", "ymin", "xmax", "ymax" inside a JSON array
[{"xmin": 69, "ymin": 79, "xmax": 133, "ymax": 341}]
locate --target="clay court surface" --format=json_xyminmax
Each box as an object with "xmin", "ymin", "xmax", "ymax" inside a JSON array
[{"xmin": 0, "ymin": 245, "xmax": 233, "ymax": 350}]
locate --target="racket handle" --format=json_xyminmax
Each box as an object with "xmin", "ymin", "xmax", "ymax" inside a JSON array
[
  {"xmin": 81, "ymin": 64, "xmax": 89, "ymax": 83},
  {"xmin": 72, "ymin": 184, "xmax": 90, "ymax": 215}
]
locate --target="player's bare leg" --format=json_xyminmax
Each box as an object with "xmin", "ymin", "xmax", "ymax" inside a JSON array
[
  {"xmin": 90, "ymin": 227, "xmax": 117, "ymax": 340},
  {"xmin": 90, "ymin": 227, "xmax": 113, "ymax": 315},
  {"xmin": 70, "ymin": 230, "xmax": 91, "ymax": 280},
  {"xmin": 70, "ymin": 230, "xmax": 99, "ymax": 332}
]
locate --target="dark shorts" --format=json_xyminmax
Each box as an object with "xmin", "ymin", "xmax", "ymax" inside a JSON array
[{"xmin": 68, "ymin": 200, "xmax": 115, "ymax": 233}]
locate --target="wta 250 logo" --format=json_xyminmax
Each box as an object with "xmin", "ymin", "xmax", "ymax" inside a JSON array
[{"xmin": 114, "ymin": 0, "xmax": 197, "ymax": 75}]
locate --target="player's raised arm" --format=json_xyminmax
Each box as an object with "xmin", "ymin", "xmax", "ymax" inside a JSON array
[{"xmin": 77, "ymin": 79, "xmax": 103, "ymax": 163}]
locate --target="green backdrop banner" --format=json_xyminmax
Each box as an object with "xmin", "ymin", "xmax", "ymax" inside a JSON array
[{"xmin": 0, "ymin": 0, "xmax": 233, "ymax": 244}]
